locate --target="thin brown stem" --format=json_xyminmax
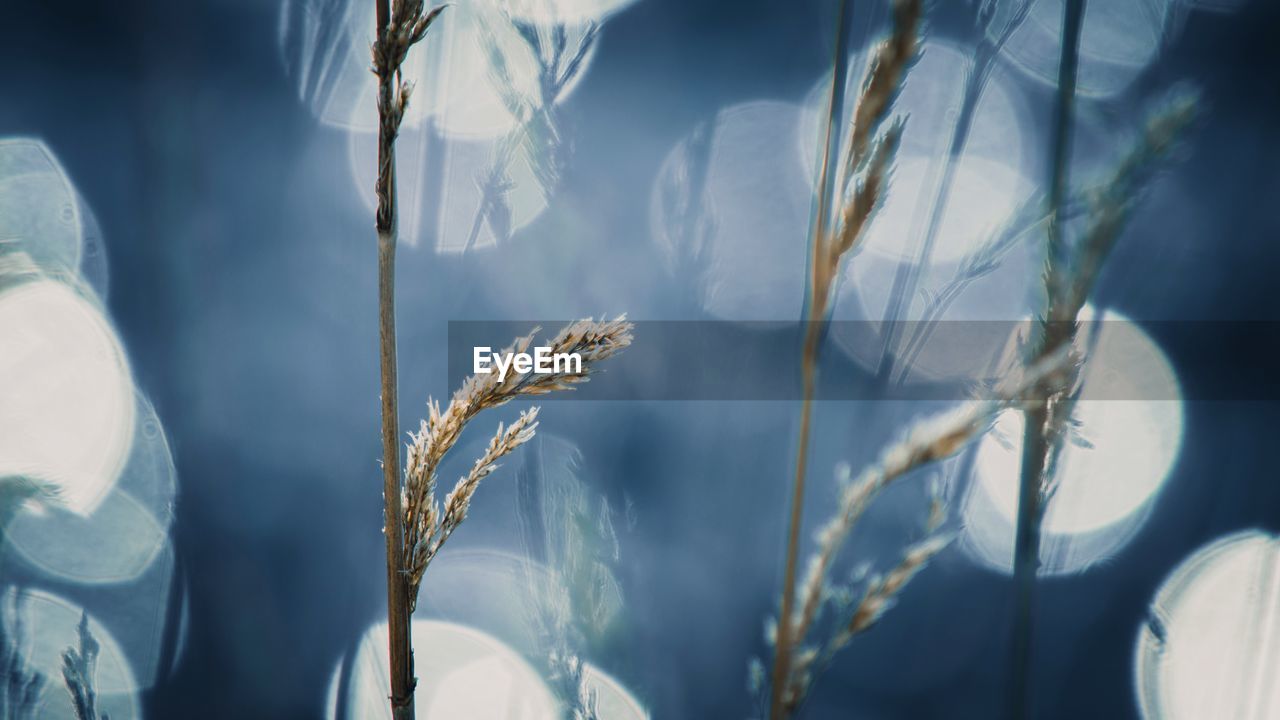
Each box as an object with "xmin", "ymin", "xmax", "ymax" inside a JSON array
[
  {"xmin": 371, "ymin": 3, "xmax": 445, "ymax": 715},
  {"xmin": 769, "ymin": 0, "xmax": 851, "ymax": 713},
  {"xmin": 378, "ymin": 222, "xmax": 414, "ymax": 720},
  {"xmin": 771, "ymin": 1, "xmax": 922, "ymax": 714},
  {"xmin": 376, "ymin": 66, "xmax": 416, "ymax": 720},
  {"xmin": 771, "ymin": 323, "xmax": 820, "ymax": 720},
  {"xmin": 375, "ymin": 1, "xmax": 410, "ymax": 717}
]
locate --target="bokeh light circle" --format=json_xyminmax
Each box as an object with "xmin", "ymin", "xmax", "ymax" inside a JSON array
[
  {"xmin": 0, "ymin": 139, "xmax": 84, "ymax": 275},
  {"xmin": 281, "ymin": 0, "xmax": 598, "ymax": 137},
  {"xmin": 960, "ymin": 308, "xmax": 1184, "ymax": 575},
  {"xmin": 326, "ymin": 619, "xmax": 645, "ymax": 719},
  {"xmin": 6, "ymin": 394, "xmax": 175, "ymax": 585},
  {"xmin": 503, "ymin": 0, "xmax": 640, "ymax": 24},
  {"xmin": 327, "ymin": 620, "xmax": 558, "ymax": 719},
  {"xmin": 649, "ymin": 101, "xmax": 812, "ymax": 321},
  {"xmin": 1135, "ymin": 530, "xmax": 1280, "ymax": 719},
  {"xmin": 347, "ymin": 119, "xmax": 551, "ymax": 252},
  {"xmin": 1, "ymin": 589, "xmax": 140, "ymax": 720},
  {"xmin": 989, "ymin": 0, "xmax": 1179, "ymax": 98},
  {"xmin": 0, "ymin": 278, "xmax": 135, "ymax": 516}
]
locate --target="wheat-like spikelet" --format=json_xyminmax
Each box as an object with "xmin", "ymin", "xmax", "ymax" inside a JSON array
[
  {"xmin": 768, "ymin": 349, "xmax": 1072, "ymax": 716},
  {"xmin": 770, "ymin": 354, "xmax": 1068, "ymax": 714},
  {"xmin": 61, "ymin": 612, "xmax": 106, "ymax": 720},
  {"xmin": 404, "ymin": 408, "xmax": 539, "ymax": 597},
  {"xmin": 1048, "ymin": 92, "xmax": 1198, "ymax": 331},
  {"xmin": 844, "ymin": 0, "xmax": 921, "ymax": 186},
  {"xmin": 402, "ymin": 317, "xmax": 632, "ymax": 606},
  {"xmin": 789, "ymin": 350, "xmax": 1069, "ymax": 645},
  {"xmin": 813, "ymin": 0, "xmax": 922, "ymax": 322},
  {"xmin": 1032, "ymin": 90, "xmax": 1198, "ymax": 503},
  {"xmin": 1006, "ymin": 89, "xmax": 1198, "ymax": 720},
  {"xmin": 372, "ymin": 1, "xmax": 445, "ymax": 169},
  {"xmin": 771, "ymin": 3, "xmax": 923, "ymax": 716},
  {"xmin": 833, "ymin": 532, "xmax": 951, "ymax": 646}
]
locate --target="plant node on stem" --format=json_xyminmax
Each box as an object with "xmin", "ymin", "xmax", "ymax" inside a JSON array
[{"xmin": 371, "ymin": 1, "xmax": 445, "ymax": 718}]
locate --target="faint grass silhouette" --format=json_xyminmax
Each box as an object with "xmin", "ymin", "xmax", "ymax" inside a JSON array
[
  {"xmin": 62, "ymin": 612, "xmax": 108, "ymax": 720},
  {"xmin": 767, "ymin": 350, "xmax": 1073, "ymax": 714},
  {"xmin": 1007, "ymin": 86, "xmax": 1197, "ymax": 718}
]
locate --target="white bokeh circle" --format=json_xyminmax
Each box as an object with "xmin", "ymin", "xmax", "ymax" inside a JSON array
[
  {"xmin": 1136, "ymin": 530, "xmax": 1280, "ymax": 720},
  {"xmin": 502, "ymin": 0, "xmax": 640, "ymax": 24},
  {"xmin": 6, "ymin": 394, "xmax": 175, "ymax": 585},
  {"xmin": 0, "ymin": 139, "xmax": 84, "ymax": 275},
  {"xmin": 961, "ymin": 308, "xmax": 1184, "ymax": 575},
  {"xmin": 649, "ymin": 100, "xmax": 813, "ymax": 321},
  {"xmin": 325, "ymin": 619, "xmax": 646, "ymax": 719},
  {"xmin": 0, "ymin": 278, "xmax": 135, "ymax": 516},
  {"xmin": 280, "ymin": 0, "xmax": 598, "ymax": 138},
  {"xmin": 989, "ymin": 0, "xmax": 1179, "ymax": 98},
  {"xmin": 1, "ymin": 589, "xmax": 140, "ymax": 720}
]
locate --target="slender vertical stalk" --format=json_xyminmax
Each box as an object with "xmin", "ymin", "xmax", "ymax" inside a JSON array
[
  {"xmin": 873, "ymin": 60, "xmax": 989, "ymax": 383},
  {"xmin": 874, "ymin": 1, "xmax": 1036, "ymax": 385},
  {"xmin": 770, "ymin": 2, "xmax": 852, "ymax": 717},
  {"xmin": 374, "ymin": 1, "xmax": 414, "ymax": 718},
  {"xmin": 1007, "ymin": 2, "xmax": 1085, "ymax": 718}
]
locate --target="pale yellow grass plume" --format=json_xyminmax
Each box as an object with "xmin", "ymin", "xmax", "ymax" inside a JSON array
[
  {"xmin": 811, "ymin": 0, "xmax": 922, "ymax": 323},
  {"xmin": 772, "ymin": 1, "xmax": 924, "ymax": 716},
  {"xmin": 1033, "ymin": 90, "xmax": 1199, "ymax": 504},
  {"xmin": 776, "ymin": 349, "xmax": 1073, "ymax": 714},
  {"xmin": 401, "ymin": 317, "xmax": 633, "ymax": 607}
]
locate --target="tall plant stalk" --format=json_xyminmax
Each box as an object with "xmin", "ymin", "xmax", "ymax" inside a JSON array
[
  {"xmin": 371, "ymin": 2, "xmax": 445, "ymax": 718},
  {"xmin": 1003, "ymin": 3, "xmax": 1198, "ymax": 717},
  {"xmin": 770, "ymin": 1, "xmax": 922, "ymax": 716},
  {"xmin": 1007, "ymin": 2, "xmax": 1085, "ymax": 717},
  {"xmin": 999, "ymin": 85, "xmax": 1196, "ymax": 718},
  {"xmin": 367, "ymin": 12, "xmax": 630, "ymax": 719},
  {"xmin": 770, "ymin": 3, "xmax": 853, "ymax": 716}
]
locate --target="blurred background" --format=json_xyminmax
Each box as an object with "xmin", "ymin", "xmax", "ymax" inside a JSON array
[{"xmin": 0, "ymin": 0, "xmax": 1278, "ymax": 717}]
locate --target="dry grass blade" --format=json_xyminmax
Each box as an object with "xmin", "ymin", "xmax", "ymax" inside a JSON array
[
  {"xmin": 1033, "ymin": 90, "xmax": 1199, "ymax": 501},
  {"xmin": 402, "ymin": 317, "xmax": 633, "ymax": 606},
  {"xmin": 816, "ymin": 0, "xmax": 922, "ymax": 321},
  {"xmin": 833, "ymin": 532, "xmax": 950, "ymax": 647},
  {"xmin": 790, "ymin": 349, "xmax": 1072, "ymax": 646},
  {"xmin": 1008, "ymin": 89, "xmax": 1198, "ymax": 720},
  {"xmin": 772, "ymin": 2, "xmax": 923, "ymax": 717},
  {"xmin": 772, "ymin": 349, "xmax": 1071, "ymax": 715},
  {"xmin": 844, "ymin": 0, "xmax": 922, "ymax": 183},
  {"xmin": 61, "ymin": 613, "xmax": 107, "ymax": 720}
]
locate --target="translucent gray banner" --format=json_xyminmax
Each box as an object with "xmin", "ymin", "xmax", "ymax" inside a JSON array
[{"xmin": 447, "ymin": 321, "xmax": 1280, "ymax": 401}]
